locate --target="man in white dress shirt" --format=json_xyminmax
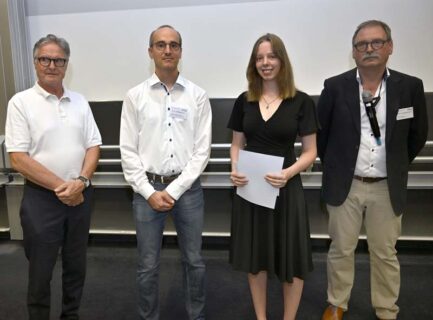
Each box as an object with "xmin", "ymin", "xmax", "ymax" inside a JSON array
[
  {"xmin": 120, "ymin": 25, "xmax": 212, "ymax": 320},
  {"xmin": 318, "ymin": 20, "xmax": 428, "ymax": 320}
]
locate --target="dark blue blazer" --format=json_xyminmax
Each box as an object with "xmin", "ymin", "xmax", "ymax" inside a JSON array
[{"xmin": 317, "ymin": 68, "xmax": 428, "ymax": 215}]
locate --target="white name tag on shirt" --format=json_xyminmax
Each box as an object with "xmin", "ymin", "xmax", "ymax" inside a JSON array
[
  {"xmin": 396, "ymin": 107, "xmax": 414, "ymax": 120},
  {"xmin": 170, "ymin": 106, "xmax": 188, "ymax": 120}
]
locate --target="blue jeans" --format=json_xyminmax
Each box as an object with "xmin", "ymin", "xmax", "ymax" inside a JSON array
[{"xmin": 133, "ymin": 179, "xmax": 205, "ymax": 320}]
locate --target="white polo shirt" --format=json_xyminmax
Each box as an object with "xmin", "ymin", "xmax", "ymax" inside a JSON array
[{"xmin": 5, "ymin": 83, "xmax": 102, "ymax": 181}]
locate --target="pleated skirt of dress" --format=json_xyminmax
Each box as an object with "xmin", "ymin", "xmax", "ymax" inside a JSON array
[{"xmin": 229, "ymin": 175, "xmax": 313, "ymax": 282}]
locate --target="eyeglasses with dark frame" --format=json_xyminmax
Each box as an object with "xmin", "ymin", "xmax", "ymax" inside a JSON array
[
  {"xmin": 353, "ymin": 39, "xmax": 389, "ymax": 52},
  {"xmin": 35, "ymin": 56, "xmax": 68, "ymax": 67},
  {"xmin": 152, "ymin": 41, "xmax": 181, "ymax": 52}
]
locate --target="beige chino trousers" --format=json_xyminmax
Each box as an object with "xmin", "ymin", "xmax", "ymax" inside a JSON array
[{"xmin": 326, "ymin": 178, "xmax": 401, "ymax": 319}]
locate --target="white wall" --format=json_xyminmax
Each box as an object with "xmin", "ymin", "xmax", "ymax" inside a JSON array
[{"xmin": 26, "ymin": 0, "xmax": 433, "ymax": 101}]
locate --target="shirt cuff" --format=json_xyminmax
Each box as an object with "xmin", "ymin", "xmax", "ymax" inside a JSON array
[
  {"xmin": 141, "ymin": 183, "xmax": 156, "ymax": 200},
  {"xmin": 165, "ymin": 182, "xmax": 185, "ymax": 201}
]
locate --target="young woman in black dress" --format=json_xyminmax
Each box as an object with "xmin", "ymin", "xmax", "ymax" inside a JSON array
[{"xmin": 228, "ymin": 33, "xmax": 319, "ymax": 320}]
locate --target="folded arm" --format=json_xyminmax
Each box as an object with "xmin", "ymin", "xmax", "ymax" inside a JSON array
[
  {"xmin": 55, "ymin": 145, "xmax": 100, "ymax": 205},
  {"xmin": 9, "ymin": 152, "xmax": 64, "ymax": 190}
]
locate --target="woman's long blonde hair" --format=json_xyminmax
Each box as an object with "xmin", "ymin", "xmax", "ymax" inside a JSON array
[{"xmin": 246, "ymin": 33, "xmax": 296, "ymax": 101}]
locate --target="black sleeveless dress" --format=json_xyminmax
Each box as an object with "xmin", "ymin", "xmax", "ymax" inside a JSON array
[{"xmin": 227, "ymin": 91, "xmax": 319, "ymax": 282}]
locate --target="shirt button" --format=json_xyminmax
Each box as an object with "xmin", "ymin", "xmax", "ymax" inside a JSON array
[
  {"xmin": 168, "ymin": 123, "xmax": 171, "ymax": 126},
  {"xmin": 168, "ymin": 107, "xmax": 170, "ymax": 111},
  {"xmin": 370, "ymin": 164, "xmax": 373, "ymax": 167},
  {"xmin": 371, "ymin": 149, "xmax": 374, "ymax": 152},
  {"xmin": 169, "ymin": 139, "xmax": 172, "ymax": 142},
  {"xmin": 172, "ymin": 170, "xmax": 175, "ymax": 173},
  {"xmin": 171, "ymin": 154, "xmax": 173, "ymax": 158}
]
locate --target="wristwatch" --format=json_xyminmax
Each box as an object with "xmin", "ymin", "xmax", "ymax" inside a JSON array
[{"xmin": 76, "ymin": 175, "xmax": 90, "ymax": 188}]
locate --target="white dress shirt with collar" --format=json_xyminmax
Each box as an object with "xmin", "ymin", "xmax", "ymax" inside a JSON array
[
  {"xmin": 354, "ymin": 68, "xmax": 389, "ymax": 178},
  {"xmin": 5, "ymin": 82, "xmax": 102, "ymax": 181},
  {"xmin": 120, "ymin": 73, "xmax": 212, "ymax": 200}
]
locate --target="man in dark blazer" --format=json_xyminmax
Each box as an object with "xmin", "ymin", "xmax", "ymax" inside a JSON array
[{"xmin": 317, "ymin": 20, "xmax": 428, "ymax": 320}]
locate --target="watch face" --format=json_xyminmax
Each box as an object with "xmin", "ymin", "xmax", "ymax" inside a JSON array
[{"xmin": 78, "ymin": 176, "xmax": 89, "ymax": 187}]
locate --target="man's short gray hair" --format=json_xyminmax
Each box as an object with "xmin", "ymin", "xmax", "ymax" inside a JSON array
[
  {"xmin": 352, "ymin": 20, "xmax": 392, "ymax": 45},
  {"xmin": 33, "ymin": 34, "xmax": 71, "ymax": 59}
]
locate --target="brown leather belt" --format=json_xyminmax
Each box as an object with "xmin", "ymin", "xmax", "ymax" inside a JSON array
[
  {"xmin": 353, "ymin": 175, "xmax": 387, "ymax": 183},
  {"xmin": 146, "ymin": 172, "xmax": 180, "ymax": 184}
]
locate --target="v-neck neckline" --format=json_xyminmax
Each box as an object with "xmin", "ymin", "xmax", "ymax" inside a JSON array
[{"xmin": 258, "ymin": 100, "xmax": 283, "ymax": 122}]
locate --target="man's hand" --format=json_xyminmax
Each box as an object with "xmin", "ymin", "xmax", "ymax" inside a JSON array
[
  {"xmin": 67, "ymin": 193, "xmax": 84, "ymax": 207},
  {"xmin": 55, "ymin": 179, "xmax": 85, "ymax": 206},
  {"xmin": 148, "ymin": 190, "xmax": 175, "ymax": 212}
]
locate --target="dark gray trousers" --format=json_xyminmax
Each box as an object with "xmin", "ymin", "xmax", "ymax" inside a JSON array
[{"xmin": 20, "ymin": 183, "xmax": 93, "ymax": 320}]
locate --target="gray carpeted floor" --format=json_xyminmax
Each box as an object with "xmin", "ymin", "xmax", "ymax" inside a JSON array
[{"xmin": 0, "ymin": 240, "xmax": 432, "ymax": 320}]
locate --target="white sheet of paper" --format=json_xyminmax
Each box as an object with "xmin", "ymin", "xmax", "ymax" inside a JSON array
[{"xmin": 236, "ymin": 149, "xmax": 284, "ymax": 209}]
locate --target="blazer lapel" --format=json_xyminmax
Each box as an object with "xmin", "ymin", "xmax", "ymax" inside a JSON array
[
  {"xmin": 344, "ymin": 69, "xmax": 361, "ymax": 135},
  {"xmin": 385, "ymin": 70, "xmax": 402, "ymax": 144}
]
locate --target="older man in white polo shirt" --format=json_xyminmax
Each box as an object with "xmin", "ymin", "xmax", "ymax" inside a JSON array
[{"xmin": 5, "ymin": 34, "xmax": 101, "ymax": 320}]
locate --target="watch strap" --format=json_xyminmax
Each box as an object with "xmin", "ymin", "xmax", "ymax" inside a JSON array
[{"xmin": 76, "ymin": 175, "xmax": 90, "ymax": 188}]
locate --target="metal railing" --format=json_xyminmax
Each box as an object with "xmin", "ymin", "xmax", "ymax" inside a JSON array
[
  {"xmin": 98, "ymin": 142, "xmax": 433, "ymax": 166},
  {"xmin": 2, "ymin": 141, "xmax": 433, "ymax": 189}
]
